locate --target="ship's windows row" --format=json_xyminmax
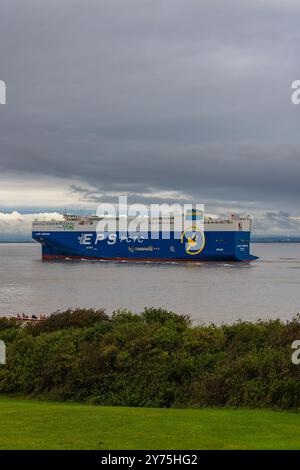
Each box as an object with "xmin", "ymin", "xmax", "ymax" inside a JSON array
[{"xmin": 37, "ymin": 222, "xmax": 62, "ymax": 226}]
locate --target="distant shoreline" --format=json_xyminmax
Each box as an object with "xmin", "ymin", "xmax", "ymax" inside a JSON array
[
  {"xmin": 0, "ymin": 240, "xmax": 35, "ymax": 243},
  {"xmin": 253, "ymin": 239, "xmax": 300, "ymax": 243}
]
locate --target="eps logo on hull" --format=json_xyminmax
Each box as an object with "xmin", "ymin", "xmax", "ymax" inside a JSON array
[{"xmin": 181, "ymin": 227, "xmax": 205, "ymax": 255}]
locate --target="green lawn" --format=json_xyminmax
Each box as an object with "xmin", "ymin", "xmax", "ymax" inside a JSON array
[{"xmin": 0, "ymin": 397, "xmax": 300, "ymax": 450}]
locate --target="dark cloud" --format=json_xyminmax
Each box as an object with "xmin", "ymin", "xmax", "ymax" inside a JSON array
[{"xmin": 0, "ymin": 0, "xmax": 300, "ymax": 232}]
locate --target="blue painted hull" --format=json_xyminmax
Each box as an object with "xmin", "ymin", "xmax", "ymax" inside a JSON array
[{"xmin": 32, "ymin": 230, "xmax": 258, "ymax": 262}]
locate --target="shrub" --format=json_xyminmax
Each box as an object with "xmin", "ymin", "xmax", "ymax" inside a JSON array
[
  {"xmin": 26, "ymin": 308, "xmax": 110, "ymax": 335},
  {"xmin": 0, "ymin": 309, "xmax": 300, "ymax": 409}
]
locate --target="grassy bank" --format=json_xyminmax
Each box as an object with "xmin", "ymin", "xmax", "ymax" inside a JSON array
[{"xmin": 0, "ymin": 397, "xmax": 300, "ymax": 450}]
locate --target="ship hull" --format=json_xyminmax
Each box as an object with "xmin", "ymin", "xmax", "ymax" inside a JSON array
[{"xmin": 32, "ymin": 230, "xmax": 258, "ymax": 262}]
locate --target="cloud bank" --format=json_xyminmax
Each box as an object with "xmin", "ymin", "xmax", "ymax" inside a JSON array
[
  {"xmin": 0, "ymin": 1, "xmax": 299, "ymax": 235},
  {"xmin": 0, "ymin": 212, "xmax": 63, "ymax": 241}
]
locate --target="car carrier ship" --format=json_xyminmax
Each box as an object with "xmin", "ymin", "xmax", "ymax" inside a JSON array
[{"xmin": 32, "ymin": 212, "xmax": 258, "ymax": 262}]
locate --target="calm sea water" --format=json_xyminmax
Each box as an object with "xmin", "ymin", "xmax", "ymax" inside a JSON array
[{"xmin": 0, "ymin": 243, "xmax": 299, "ymax": 324}]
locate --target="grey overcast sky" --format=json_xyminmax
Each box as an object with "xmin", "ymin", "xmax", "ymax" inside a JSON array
[{"xmin": 0, "ymin": 0, "xmax": 300, "ymax": 235}]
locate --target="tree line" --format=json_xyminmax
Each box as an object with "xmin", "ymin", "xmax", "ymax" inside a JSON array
[{"xmin": 0, "ymin": 308, "xmax": 300, "ymax": 409}]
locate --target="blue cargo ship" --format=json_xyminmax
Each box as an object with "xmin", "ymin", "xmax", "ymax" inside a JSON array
[{"xmin": 32, "ymin": 213, "xmax": 258, "ymax": 262}]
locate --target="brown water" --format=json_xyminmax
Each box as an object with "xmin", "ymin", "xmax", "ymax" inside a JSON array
[{"xmin": 0, "ymin": 243, "xmax": 299, "ymax": 324}]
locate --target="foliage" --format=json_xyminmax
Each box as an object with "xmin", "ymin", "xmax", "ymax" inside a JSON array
[
  {"xmin": 0, "ymin": 317, "xmax": 18, "ymax": 331},
  {"xmin": 25, "ymin": 308, "xmax": 110, "ymax": 335},
  {"xmin": 0, "ymin": 308, "xmax": 300, "ymax": 409}
]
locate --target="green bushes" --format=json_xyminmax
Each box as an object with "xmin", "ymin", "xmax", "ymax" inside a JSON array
[
  {"xmin": 0, "ymin": 317, "xmax": 18, "ymax": 331},
  {"xmin": 26, "ymin": 308, "xmax": 109, "ymax": 335},
  {"xmin": 0, "ymin": 308, "xmax": 300, "ymax": 409}
]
